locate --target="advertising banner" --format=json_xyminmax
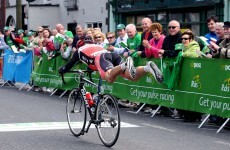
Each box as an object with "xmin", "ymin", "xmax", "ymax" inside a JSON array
[
  {"xmin": 2, "ymin": 49, "xmax": 33, "ymax": 84},
  {"xmin": 31, "ymin": 54, "xmax": 230, "ymax": 118}
]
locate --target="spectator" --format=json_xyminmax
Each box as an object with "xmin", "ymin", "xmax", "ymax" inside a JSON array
[
  {"xmin": 0, "ymin": 31, "xmax": 9, "ymax": 50},
  {"xmin": 106, "ymin": 32, "xmax": 116, "ymax": 51},
  {"xmin": 15, "ymin": 29, "xmax": 27, "ymax": 50},
  {"xmin": 72, "ymin": 25, "xmax": 85, "ymax": 52},
  {"xmin": 3, "ymin": 26, "xmax": 19, "ymax": 49},
  {"xmin": 123, "ymin": 24, "xmax": 141, "ymax": 59},
  {"xmin": 206, "ymin": 22, "xmax": 225, "ymax": 58},
  {"xmin": 214, "ymin": 22, "xmax": 225, "ymax": 45},
  {"xmin": 85, "ymin": 28, "xmax": 94, "ymax": 40},
  {"xmin": 42, "ymin": 28, "xmax": 56, "ymax": 59},
  {"xmin": 204, "ymin": 16, "xmax": 218, "ymax": 44},
  {"xmin": 24, "ymin": 31, "xmax": 36, "ymax": 51},
  {"xmin": 112, "ymin": 24, "xmax": 128, "ymax": 55},
  {"xmin": 156, "ymin": 20, "xmax": 182, "ymax": 116},
  {"xmin": 209, "ymin": 21, "xmax": 230, "ymax": 59},
  {"xmin": 181, "ymin": 30, "xmax": 200, "ymax": 58},
  {"xmin": 158, "ymin": 20, "xmax": 182, "ymax": 58},
  {"xmin": 34, "ymin": 26, "xmax": 44, "ymax": 45},
  {"xmin": 93, "ymin": 31, "xmax": 108, "ymax": 48},
  {"xmin": 60, "ymin": 37, "xmax": 73, "ymax": 59},
  {"xmin": 34, "ymin": 39, "xmax": 43, "ymax": 57},
  {"xmin": 138, "ymin": 17, "xmax": 153, "ymax": 57},
  {"xmin": 56, "ymin": 23, "xmax": 73, "ymax": 38},
  {"xmin": 143, "ymin": 22, "xmax": 165, "ymax": 58},
  {"xmin": 93, "ymin": 27, "xmax": 102, "ymax": 33},
  {"xmin": 52, "ymin": 29, "xmax": 58, "ymax": 37}
]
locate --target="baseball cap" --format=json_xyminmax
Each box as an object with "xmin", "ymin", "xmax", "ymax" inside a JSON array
[
  {"xmin": 116, "ymin": 24, "xmax": 125, "ymax": 30},
  {"xmin": 4, "ymin": 26, "xmax": 10, "ymax": 31},
  {"xmin": 17, "ymin": 29, "xmax": 24, "ymax": 35},
  {"xmin": 223, "ymin": 21, "xmax": 230, "ymax": 28}
]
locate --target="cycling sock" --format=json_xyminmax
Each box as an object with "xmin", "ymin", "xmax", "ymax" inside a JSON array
[{"xmin": 144, "ymin": 64, "xmax": 150, "ymax": 72}]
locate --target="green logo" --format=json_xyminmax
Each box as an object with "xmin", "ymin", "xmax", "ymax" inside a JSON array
[
  {"xmin": 191, "ymin": 75, "xmax": 201, "ymax": 89},
  {"xmin": 221, "ymin": 78, "xmax": 230, "ymax": 92}
]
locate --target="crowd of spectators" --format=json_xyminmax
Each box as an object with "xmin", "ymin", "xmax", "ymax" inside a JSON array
[{"xmin": 0, "ymin": 16, "xmax": 229, "ymax": 125}]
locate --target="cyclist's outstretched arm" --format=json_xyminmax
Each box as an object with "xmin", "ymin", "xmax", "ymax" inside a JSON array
[{"xmin": 59, "ymin": 50, "xmax": 80, "ymax": 74}]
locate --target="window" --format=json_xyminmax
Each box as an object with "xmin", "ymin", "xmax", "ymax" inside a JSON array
[
  {"xmin": 157, "ymin": 12, "xmax": 167, "ymax": 23},
  {"xmin": 169, "ymin": 13, "xmax": 182, "ymax": 22},
  {"xmin": 86, "ymin": 22, "xmax": 102, "ymax": 31},
  {"xmin": 136, "ymin": 16, "xmax": 145, "ymax": 26},
  {"xmin": 185, "ymin": 13, "xmax": 199, "ymax": 22},
  {"xmin": 126, "ymin": 16, "xmax": 135, "ymax": 24},
  {"xmin": 147, "ymin": 14, "xmax": 156, "ymax": 22}
]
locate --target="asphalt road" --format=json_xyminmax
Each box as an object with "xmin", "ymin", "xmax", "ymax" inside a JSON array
[{"xmin": 0, "ymin": 86, "xmax": 229, "ymax": 150}]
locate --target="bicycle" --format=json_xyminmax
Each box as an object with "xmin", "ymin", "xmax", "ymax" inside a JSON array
[{"xmin": 62, "ymin": 69, "xmax": 120, "ymax": 147}]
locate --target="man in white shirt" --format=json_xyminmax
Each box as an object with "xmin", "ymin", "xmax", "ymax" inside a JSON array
[{"xmin": 111, "ymin": 24, "xmax": 128, "ymax": 55}]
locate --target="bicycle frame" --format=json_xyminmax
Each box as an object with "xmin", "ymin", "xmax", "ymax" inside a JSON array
[
  {"xmin": 72, "ymin": 70, "xmax": 103, "ymax": 134},
  {"xmin": 65, "ymin": 69, "xmax": 120, "ymax": 147}
]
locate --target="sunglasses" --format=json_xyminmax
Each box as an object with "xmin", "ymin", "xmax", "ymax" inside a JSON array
[
  {"xmin": 95, "ymin": 36, "xmax": 101, "ymax": 39},
  {"xmin": 181, "ymin": 38, "xmax": 190, "ymax": 40},
  {"xmin": 168, "ymin": 26, "xmax": 177, "ymax": 29},
  {"xmin": 37, "ymin": 31, "xmax": 43, "ymax": 33},
  {"xmin": 107, "ymin": 36, "xmax": 114, "ymax": 39}
]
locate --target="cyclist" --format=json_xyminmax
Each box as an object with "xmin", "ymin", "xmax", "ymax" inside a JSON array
[{"xmin": 58, "ymin": 36, "xmax": 163, "ymax": 83}]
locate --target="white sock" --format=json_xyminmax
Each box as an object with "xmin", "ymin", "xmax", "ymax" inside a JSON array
[
  {"xmin": 144, "ymin": 62, "xmax": 150, "ymax": 72},
  {"xmin": 120, "ymin": 62, "xmax": 126, "ymax": 70}
]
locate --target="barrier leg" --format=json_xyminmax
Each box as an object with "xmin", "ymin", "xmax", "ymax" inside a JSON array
[
  {"xmin": 135, "ymin": 103, "xmax": 145, "ymax": 114},
  {"xmin": 198, "ymin": 114, "xmax": 210, "ymax": 128},
  {"xmin": 151, "ymin": 106, "xmax": 161, "ymax": 117},
  {"xmin": 27, "ymin": 85, "xmax": 34, "ymax": 92},
  {"xmin": 19, "ymin": 84, "xmax": 27, "ymax": 90},
  {"xmin": 217, "ymin": 118, "xmax": 230, "ymax": 133},
  {"xmin": 59, "ymin": 90, "xmax": 68, "ymax": 98},
  {"xmin": 50, "ymin": 88, "xmax": 58, "ymax": 96},
  {"xmin": 1, "ymin": 80, "xmax": 10, "ymax": 87}
]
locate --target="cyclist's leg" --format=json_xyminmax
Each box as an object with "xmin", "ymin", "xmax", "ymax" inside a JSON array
[
  {"xmin": 95, "ymin": 53, "xmax": 120, "ymax": 83},
  {"xmin": 129, "ymin": 61, "xmax": 163, "ymax": 84},
  {"xmin": 105, "ymin": 53, "xmax": 137, "ymax": 82}
]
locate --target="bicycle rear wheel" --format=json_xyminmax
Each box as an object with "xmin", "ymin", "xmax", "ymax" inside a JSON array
[
  {"xmin": 66, "ymin": 89, "xmax": 86, "ymax": 137},
  {"xmin": 96, "ymin": 94, "xmax": 120, "ymax": 147}
]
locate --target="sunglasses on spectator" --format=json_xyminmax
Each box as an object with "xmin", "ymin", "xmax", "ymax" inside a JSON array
[
  {"xmin": 95, "ymin": 36, "xmax": 101, "ymax": 39},
  {"xmin": 168, "ymin": 26, "xmax": 177, "ymax": 29},
  {"xmin": 37, "ymin": 31, "xmax": 43, "ymax": 33},
  {"xmin": 107, "ymin": 36, "xmax": 114, "ymax": 39},
  {"xmin": 181, "ymin": 38, "xmax": 190, "ymax": 40}
]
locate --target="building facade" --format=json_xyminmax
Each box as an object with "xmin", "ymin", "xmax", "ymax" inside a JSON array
[
  {"xmin": 1, "ymin": 0, "xmax": 109, "ymax": 33},
  {"xmin": 109, "ymin": 0, "xmax": 230, "ymax": 36}
]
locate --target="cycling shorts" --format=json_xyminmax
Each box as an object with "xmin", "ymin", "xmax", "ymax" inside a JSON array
[{"xmin": 95, "ymin": 52, "xmax": 123, "ymax": 79}]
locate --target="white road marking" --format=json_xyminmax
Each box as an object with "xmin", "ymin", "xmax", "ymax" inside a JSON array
[
  {"xmin": 215, "ymin": 141, "xmax": 230, "ymax": 146},
  {"xmin": 0, "ymin": 122, "xmax": 139, "ymax": 132},
  {"xmin": 142, "ymin": 123, "xmax": 176, "ymax": 132}
]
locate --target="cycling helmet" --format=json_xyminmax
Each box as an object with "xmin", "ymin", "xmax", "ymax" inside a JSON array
[{"xmin": 84, "ymin": 36, "xmax": 93, "ymax": 44}]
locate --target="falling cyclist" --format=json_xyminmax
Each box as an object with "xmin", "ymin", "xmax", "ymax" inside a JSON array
[{"xmin": 58, "ymin": 36, "xmax": 163, "ymax": 84}]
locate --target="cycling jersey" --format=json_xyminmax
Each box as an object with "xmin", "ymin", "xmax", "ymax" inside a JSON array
[{"xmin": 78, "ymin": 44, "xmax": 107, "ymax": 70}]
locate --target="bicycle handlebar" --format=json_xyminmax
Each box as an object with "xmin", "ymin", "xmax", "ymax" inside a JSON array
[{"xmin": 60, "ymin": 69, "xmax": 95, "ymax": 85}]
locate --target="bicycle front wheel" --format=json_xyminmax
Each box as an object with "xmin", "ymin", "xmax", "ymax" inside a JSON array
[
  {"xmin": 96, "ymin": 94, "xmax": 120, "ymax": 147},
  {"xmin": 66, "ymin": 89, "xmax": 86, "ymax": 137}
]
